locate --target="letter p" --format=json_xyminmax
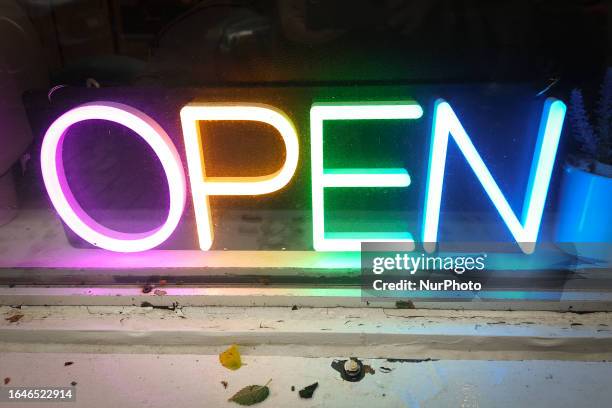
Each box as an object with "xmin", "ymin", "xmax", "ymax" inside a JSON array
[{"xmin": 180, "ymin": 103, "xmax": 300, "ymax": 250}]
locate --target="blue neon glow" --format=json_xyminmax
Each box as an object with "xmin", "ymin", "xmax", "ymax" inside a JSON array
[{"xmin": 422, "ymin": 98, "xmax": 566, "ymax": 254}]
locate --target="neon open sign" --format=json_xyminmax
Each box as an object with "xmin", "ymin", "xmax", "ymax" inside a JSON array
[{"xmin": 40, "ymin": 98, "xmax": 566, "ymax": 254}]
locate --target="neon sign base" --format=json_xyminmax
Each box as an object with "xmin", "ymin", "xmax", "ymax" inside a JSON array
[
  {"xmin": 1, "ymin": 207, "xmax": 611, "ymax": 310},
  {"xmin": 4, "ymin": 206, "xmax": 610, "ymax": 270}
]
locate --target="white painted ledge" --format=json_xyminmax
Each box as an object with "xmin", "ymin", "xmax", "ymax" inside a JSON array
[
  {"xmin": 2, "ymin": 353, "xmax": 612, "ymax": 408},
  {"xmin": 1, "ymin": 306, "xmax": 611, "ymax": 361},
  {"xmin": 2, "ymin": 287, "xmax": 612, "ymax": 311}
]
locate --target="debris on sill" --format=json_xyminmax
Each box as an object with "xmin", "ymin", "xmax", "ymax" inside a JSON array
[
  {"xmin": 219, "ymin": 344, "xmax": 242, "ymax": 371},
  {"xmin": 228, "ymin": 380, "xmax": 271, "ymax": 406},
  {"xmin": 331, "ymin": 358, "xmax": 374, "ymax": 382},
  {"xmin": 139, "ymin": 301, "xmax": 180, "ymax": 311},
  {"xmin": 298, "ymin": 382, "xmax": 318, "ymax": 399},
  {"xmin": 4, "ymin": 314, "xmax": 23, "ymax": 323},
  {"xmin": 386, "ymin": 358, "xmax": 438, "ymax": 363},
  {"xmin": 395, "ymin": 300, "xmax": 415, "ymax": 309}
]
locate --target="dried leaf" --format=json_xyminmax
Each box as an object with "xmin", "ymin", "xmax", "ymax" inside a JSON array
[
  {"xmin": 363, "ymin": 365, "xmax": 375, "ymax": 375},
  {"xmin": 5, "ymin": 314, "xmax": 23, "ymax": 323},
  {"xmin": 3, "ymin": 377, "xmax": 10, "ymax": 385},
  {"xmin": 219, "ymin": 344, "xmax": 242, "ymax": 371},
  {"xmin": 228, "ymin": 382, "xmax": 270, "ymax": 406},
  {"xmin": 298, "ymin": 382, "xmax": 318, "ymax": 399}
]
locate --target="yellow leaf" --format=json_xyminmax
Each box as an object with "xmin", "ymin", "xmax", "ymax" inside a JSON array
[{"xmin": 219, "ymin": 344, "xmax": 242, "ymax": 371}]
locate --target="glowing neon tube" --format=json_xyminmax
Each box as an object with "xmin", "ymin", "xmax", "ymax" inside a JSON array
[
  {"xmin": 310, "ymin": 102, "xmax": 423, "ymax": 251},
  {"xmin": 40, "ymin": 102, "xmax": 187, "ymax": 252},
  {"xmin": 422, "ymin": 98, "xmax": 566, "ymax": 254},
  {"xmin": 180, "ymin": 103, "xmax": 300, "ymax": 250}
]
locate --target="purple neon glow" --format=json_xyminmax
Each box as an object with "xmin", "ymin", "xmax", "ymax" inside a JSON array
[{"xmin": 40, "ymin": 102, "xmax": 187, "ymax": 252}]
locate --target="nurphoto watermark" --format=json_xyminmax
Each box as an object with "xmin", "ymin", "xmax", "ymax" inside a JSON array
[{"xmin": 360, "ymin": 242, "xmax": 599, "ymax": 302}]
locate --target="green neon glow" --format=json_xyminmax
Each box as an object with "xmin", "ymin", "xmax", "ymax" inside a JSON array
[
  {"xmin": 310, "ymin": 101, "xmax": 423, "ymax": 251},
  {"xmin": 324, "ymin": 168, "xmax": 409, "ymax": 175}
]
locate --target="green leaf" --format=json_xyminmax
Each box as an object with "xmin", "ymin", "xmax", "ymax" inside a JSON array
[{"xmin": 228, "ymin": 382, "xmax": 271, "ymax": 406}]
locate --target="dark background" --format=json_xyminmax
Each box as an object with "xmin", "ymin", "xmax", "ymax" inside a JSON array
[
  {"xmin": 7, "ymin": 0, "xmax": 611, "ymax": 250},
  {"xmin": 14, "ymin": 0, "xmax": 609, "ymax": 85}
]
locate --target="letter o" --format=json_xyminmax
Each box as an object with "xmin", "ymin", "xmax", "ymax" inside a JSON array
[{"xmin": 40, "ymin": 102, "xmax": 186, "ymax": 252}]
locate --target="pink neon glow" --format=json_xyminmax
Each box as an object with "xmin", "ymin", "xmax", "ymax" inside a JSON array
[{"xmin": 40, "ymin": 102, "xmax": 186, "ymax": 252}]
